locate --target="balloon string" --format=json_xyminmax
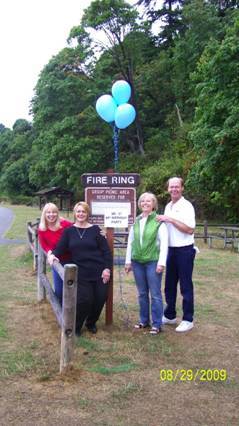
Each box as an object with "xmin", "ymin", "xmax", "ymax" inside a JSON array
[{"xmin": 113, "ymin": 125, "xmax": 119, "ymax": 172}]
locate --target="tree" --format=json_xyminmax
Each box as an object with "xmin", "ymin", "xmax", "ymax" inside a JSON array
[
  {"xmin": 137, "ymin": 0, "xmax": 185, "ymax": 48},
  {"xmin": 29, "ymin": 109, "xmax": 113, "ymax": 194},
  {"xmin": 0, "ymin": 123, "xmax": 6, "ymax": 133},
  {"xmin": 187, "ymin": 12, "xmax": 239, "ymax": 219},
  {"xmin": 31, "ymin": 47, "xmax": 93, "ymax": 131},
  {"xmin": 69, "ymin": 0, "xmax": 146, "ymax": 155},
  {"xmin": 171, "ymin": 0, "xmax": 223, "ymax": 120},
  {"xmin": 208, "ymin": 0, "xmax": 239, "ymax": 16},
  {"xmin": 0, "ymin": 119, "xmax": 36, "ymax": 196}
]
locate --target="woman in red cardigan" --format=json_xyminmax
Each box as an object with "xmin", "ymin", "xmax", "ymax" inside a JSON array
[{"xmin": 38, "ymin": 203, "xmax": 73, "ymax": 305}]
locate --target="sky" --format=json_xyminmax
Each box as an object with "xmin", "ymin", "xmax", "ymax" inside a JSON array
[{"xmin": 0, "ymin": 0, "xmax": 92, "ymax": 129}]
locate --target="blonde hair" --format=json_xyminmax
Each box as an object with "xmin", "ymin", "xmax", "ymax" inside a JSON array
[
  {"xmin": 138, "ymin": 192, "xmax": 158, "ymax": 211},
  {"xmin": 73, "ymin": 201, "xmax": 90, "ymax": 221},
  {"xmin": 39, "ymin": 203, "xmax": 60, "ymax": 231}
]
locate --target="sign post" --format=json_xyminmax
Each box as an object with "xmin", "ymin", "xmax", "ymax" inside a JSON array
[{"xmin": 81, "ymin": 173, "xmax": 140, "ymax": 324}]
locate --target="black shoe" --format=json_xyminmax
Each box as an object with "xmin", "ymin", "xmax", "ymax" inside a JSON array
[{"xmin": 86, "ymin": 324, "xmax": 97, "ymax": 334}]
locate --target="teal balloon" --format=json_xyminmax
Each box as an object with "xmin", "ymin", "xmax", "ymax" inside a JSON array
[
  {"xmin": 96, "ymin": 94, "xmax": 117, "ymax": 123},
  {"xmin": 112, "ymin": 80, "xmax": 131, "ymax": 105},
  {"xmin": 115, "ymin": 103, "xmax": 136, "ymax": 129}
]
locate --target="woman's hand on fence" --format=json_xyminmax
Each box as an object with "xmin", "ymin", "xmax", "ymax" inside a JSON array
[
  {"xmin": 47, "ymin": 253, "xmax": 59, "ymax": 266},
  {"xmin": 102, "ymin": 268, "xmax": 111, "ymax": 283},
  {"xmin": 125, "ymin": 263, "xmax": 132, "ymax": 274}
]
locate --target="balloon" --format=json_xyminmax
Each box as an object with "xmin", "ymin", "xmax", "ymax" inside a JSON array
[
  {"xmin": 96, "ymin": 95, "xmax": 117, "ymax": 123},
  {"xmin": 112, "ymin": 80, "xmax": 131, "ymax": 105},
  {"xmin": 115, "ymin": 103, "xmax": 136, "ymax": 129}
]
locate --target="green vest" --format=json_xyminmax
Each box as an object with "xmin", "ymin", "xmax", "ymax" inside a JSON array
[{"xmin": 132, "ymin": 211, "xmax": 160, "ymax": 263}]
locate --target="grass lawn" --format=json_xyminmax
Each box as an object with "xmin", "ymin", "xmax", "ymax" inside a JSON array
[{"xmin": 0, "ymin": 204, "xmax": 238, "ymax": 425}]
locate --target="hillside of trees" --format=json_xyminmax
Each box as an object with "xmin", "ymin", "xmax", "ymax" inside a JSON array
[{"xmin": 0, "ymin": 0, "xmax": 238, "ymax": 220}]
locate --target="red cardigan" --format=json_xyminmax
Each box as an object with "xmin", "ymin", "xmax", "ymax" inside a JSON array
[{"xmin": 38, "ymin": 218, "xmax": 72, "ymax": 262}]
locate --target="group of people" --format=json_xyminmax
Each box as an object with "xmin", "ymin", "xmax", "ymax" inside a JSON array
[
  {"xmin": 38, "ymin": 201, "xmax": 112, "ymax": 336},
  {"xmin": 126, "ymin": 177, "xmax": 196, "ymax": 335},
  {"xmin": 38, "ymin": 176, "xmax": 196, "ymax": 337}
]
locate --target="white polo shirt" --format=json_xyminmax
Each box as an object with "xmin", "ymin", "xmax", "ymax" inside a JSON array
[{"xmin": 164, "ymin": 196, "xmax": 195, "ymax": 247}]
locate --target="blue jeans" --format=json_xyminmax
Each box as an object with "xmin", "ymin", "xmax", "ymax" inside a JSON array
[
  {"xmin": 132, "ymin": 260, "xmax": 163, "ymax": 329},
  {"xmin": 52, "ymin": 267, "xmax": 63, "ymax": 306}
]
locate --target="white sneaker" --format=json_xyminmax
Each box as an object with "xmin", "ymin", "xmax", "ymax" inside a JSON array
[
  {"xmin": 162, "ymin": 315, "xmax": 177, "ymax": 325},
  {"xmin": 175, "ymin": 320, "xmax": 194, "ymax": 332}
]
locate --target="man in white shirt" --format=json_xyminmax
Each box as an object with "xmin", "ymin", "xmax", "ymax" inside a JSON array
[{"xmin": 157, "ymin": 177, "xmax": 196, "ymax": 332}]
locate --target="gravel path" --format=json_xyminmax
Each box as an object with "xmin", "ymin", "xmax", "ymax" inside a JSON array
[{"xmin": 0, "ymin": 206, "xmax": 25, "ymax": 244}]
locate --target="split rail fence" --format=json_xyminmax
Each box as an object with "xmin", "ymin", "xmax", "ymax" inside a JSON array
[{"xmin": 27, "ymin": 220, "xmax": 77, "ymax": 373}]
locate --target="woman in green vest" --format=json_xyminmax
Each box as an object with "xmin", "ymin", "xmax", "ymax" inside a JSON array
[{"xmin": 125, "ymin": 192, "xmax": 168, "ymax": 335}]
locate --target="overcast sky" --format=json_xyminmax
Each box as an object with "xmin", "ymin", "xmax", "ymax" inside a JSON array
[{"xmin": 0, "ymin": 0, "xmax": 93, "ymax": 129}]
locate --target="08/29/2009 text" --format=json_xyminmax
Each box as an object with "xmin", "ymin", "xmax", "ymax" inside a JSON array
[{"xmin": 159, "ymin": 369, "xmax": 227, "ymax": 382}]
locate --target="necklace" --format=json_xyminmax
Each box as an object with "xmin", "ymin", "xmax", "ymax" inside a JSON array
[{"xmin": 76, "ymin": 227, "xmax": 87, "ymax": 239}]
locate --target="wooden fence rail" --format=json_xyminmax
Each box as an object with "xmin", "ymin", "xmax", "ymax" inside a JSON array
[
  {"xmin": 27, "ymin": 221, "xmax": 78, "ymax": 372},
  {"xmin": 195, "ymin": 222, "xmax": 239, "ymax": 251}
]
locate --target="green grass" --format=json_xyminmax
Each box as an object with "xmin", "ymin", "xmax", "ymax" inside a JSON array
[
  {"xmin": 88, "ymin": 362, "xmax": 137, "ymax": 375},
  {"xmin": 0, "ymin": 349, "xmax": 38, "ymax": 377},
  {"xmin": 76, "ymin": 336, "xmax": 99, "ymax": 350},
  {"xmin": 0, "ymin": 323, "xmax": 7, "ymax": 338}
]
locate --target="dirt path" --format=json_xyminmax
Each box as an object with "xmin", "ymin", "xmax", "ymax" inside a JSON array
[{"xmin": 0, "ymin": 206, "xmax": 25, "ymax": 244}]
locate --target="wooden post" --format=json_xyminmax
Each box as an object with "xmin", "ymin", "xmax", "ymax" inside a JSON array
[
  {"xmin": 33, "ymin": 218, "xmax": 40, "ymax": 272},
  {"xmin": 37, "ymin": 244, "xmax": 46, "ymax": 301},
  {"xmin": 60, "ymin": 264, "xmax": 78, "ymax": 373},
  {"xmin": 203, "ymin": 220, "xmax": 208, "ymax": 244},
  {"xmin": 105, "ymin": 227, "xmax": 114, "ymax": 325},
  {"xmin": 26, "ymin": 221, "xmax": 32, "ymax": 247}
]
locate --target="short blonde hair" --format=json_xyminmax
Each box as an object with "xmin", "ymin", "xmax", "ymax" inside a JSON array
[
  {"xmin": 138, "ymin": 192, "xmax": 158, "ymax": 211},
  {"xmin": 73, "ymin": 201, "xmax": 90, "ymax": 221},
  {"xmin": 39, "ymin": 203, "xmax": 60, "ymax": 231}
]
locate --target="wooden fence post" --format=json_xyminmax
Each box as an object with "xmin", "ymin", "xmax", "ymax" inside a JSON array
[
  {"xmin": 33, "ymin": 218, "xmax": 40, "ymax": 272},
  {"xmin": 37, "ymin": 244, "xmax": 46, "ymax": 301},
  {"xmin": 60, "ymin": 264, "xmax": 78, "ymax": 373},
  {"xmin": 203, "ymin": 220, "xmax": 208, "ymax": 244},
  {"xmin": 105, "ymin": 227, "xmax": 114, "ymax": 325}
]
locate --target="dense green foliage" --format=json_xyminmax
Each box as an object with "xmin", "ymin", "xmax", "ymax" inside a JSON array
[{"xmin": 0, "ymin": 0, "xmax": 238, "ymax": 218}]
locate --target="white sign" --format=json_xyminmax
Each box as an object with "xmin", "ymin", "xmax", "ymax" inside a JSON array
[
  {"xmin": 104, "ymin": 207, "xmax": 129, "ymax": 228},
  {"xmin": 92, "ymin": 201, "xmax": 131, "ymax": 215}
]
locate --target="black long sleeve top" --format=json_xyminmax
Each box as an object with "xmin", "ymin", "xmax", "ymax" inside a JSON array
[{"xmin": 53, "ymin": 225, "xmax": 112, "ymax": 281}]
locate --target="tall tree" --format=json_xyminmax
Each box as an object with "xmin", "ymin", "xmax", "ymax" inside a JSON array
[
  {"xmin": 137, "ymin": 0, "xmax": 185, "ymax": 48},
  {"xmin": 69, "ymin": 0, "xmax": 146, "ymax": 155},
  {"xmin": 0, "ymin": 119, "xmax": 36, "ymax": 196},
  {"xmin": 31, "ymin": 47, "xmax": 93, "ymax": 131},
  {"xmin": 171, "ymin": 0, "xmax": 223, "ymax": 120},
  {"xmin": 187, "ymin": 11, "xmax": 239, "ymax": 218},
  {"xmin": 208, "ymin": 0, "xmax": 239, "ymax": 16}
]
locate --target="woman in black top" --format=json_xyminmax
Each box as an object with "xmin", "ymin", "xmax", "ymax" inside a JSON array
[{"xmin": 48, "ymin": 201, "xmax": 112, "ymax": 336}]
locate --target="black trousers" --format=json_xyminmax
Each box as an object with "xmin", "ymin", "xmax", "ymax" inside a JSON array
[
  {"xmin": 75, "ymin": 278, "xmax": 109, "ymax": 333},
  {"xmin": 164, "ymin": 245, "xmax": 195, "ymax": 322}
]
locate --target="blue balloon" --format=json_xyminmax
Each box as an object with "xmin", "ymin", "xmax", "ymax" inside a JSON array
[
  {"xmin": 115, "ymin": 103, "xmax": 136, "ymax": 129},
  {"xmin": 112, "ymin": 80, "xmax": 131, "ymax": 105},
  {"xmin": 96, "ymin": 95, "xmax": 117, "ymax": 123}
]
